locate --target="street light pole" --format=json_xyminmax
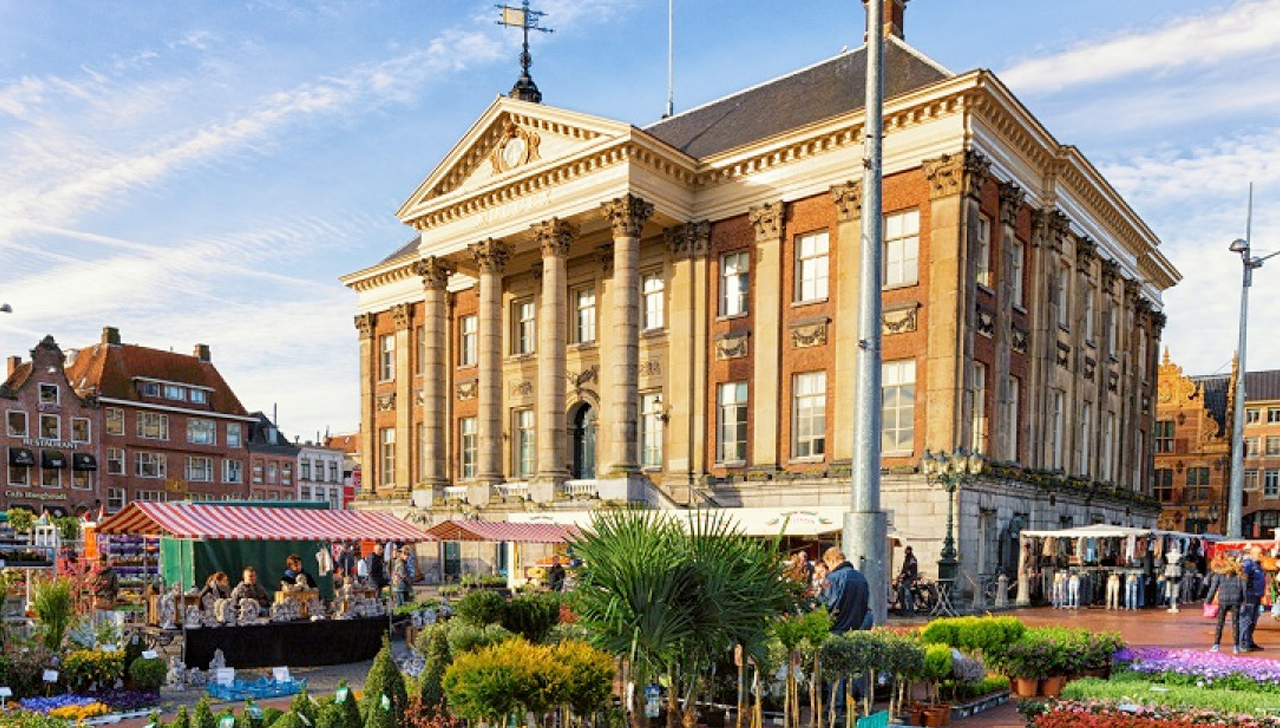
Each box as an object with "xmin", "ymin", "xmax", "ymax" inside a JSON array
[{"xmin": 922, "ymin": 448, "xmax": 985, "ymax": 610}]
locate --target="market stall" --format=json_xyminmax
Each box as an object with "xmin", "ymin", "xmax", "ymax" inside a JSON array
[
  {"xmin": 424, "ymin": 519, "xmax": 580, "ymax": 588},
  {"xmin": 1016, "ymin": 524, "xmax": 1220, "ymax": 608},
  {"xmin": 97, "ymin": 502, "xmax": 432, "ymax": 668}
]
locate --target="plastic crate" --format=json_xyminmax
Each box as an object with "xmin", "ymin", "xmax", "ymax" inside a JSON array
[{"xmin": 206, "ymin": 677, "xmax": 307, "ymax": 701}]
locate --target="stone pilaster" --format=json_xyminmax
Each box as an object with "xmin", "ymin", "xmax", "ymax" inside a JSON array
[
  {"xmin": 663, "ymin": 221, "xmax": 710, "ymax": 496},
  {"xmin": 354, "ymin": 313, "xmax": 376, "ymax": 495},
  {"xmin": 830, "ymin": 182, "xmax": 863, "ymax": 461},
  {"xmin": 994, "ymin": 181, "xmax": 1024, "ymax": 461},
  {"xmin": 532, "ymin": 218, "xmax": 575, "ymax": 492},
  {"xmin": 415, "ymin": 257, "xmax": 453, "ymax": 495},
  {"xmin": 601, "ymin": 194, "xmax": 653, "ymax": 476},
  {"xmin": 390, "ymin": 302, "xmax": 413, "ymax": 493},
  {"xmin": 747, "ymin": 200, "xmax": 785, "ymax": 470},
  {"xmin": 468, "ymin": 238, "xmax": 511, "ymax": 488}
]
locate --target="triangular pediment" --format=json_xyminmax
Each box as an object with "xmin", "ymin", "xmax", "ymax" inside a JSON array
[{"xmin": 397, "ymin": 97, "xmax": 637, "ymax": 224}]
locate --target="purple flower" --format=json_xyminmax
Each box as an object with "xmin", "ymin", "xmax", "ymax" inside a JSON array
[{"xmin": 1124, "ymin": 647, "xmax": 1280, "ymax": 686}]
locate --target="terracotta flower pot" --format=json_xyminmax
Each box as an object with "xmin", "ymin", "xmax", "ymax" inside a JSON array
[
  {"xmin": 1012, "ymin": 677, "xmax": 1038, "ymax": 698},
  {"xmin": 922, "ymin": 705, "xmax": 951, "ymax": 727},
  {"xmin": 1039, "ymin": 676, "xmax": 1066, "ymax": 698}
]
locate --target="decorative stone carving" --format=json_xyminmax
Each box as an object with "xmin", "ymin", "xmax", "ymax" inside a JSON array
[
  {"xmin": 1083, "ymin": 356, "xmax": 1097, "ymax": 381},
  {"xmin": 414, "ymin": 257, "xmax": 453, "ymax": 290},
  {"xmin": 998, "ymin": 181, "xmax": 1025, "ymax": 226},
  {"xmin": 1031, "ymin": 209, "xmax": 1071, "ymax": 252},
  {"xmin": 568, "ymin": 366, "xmax": 599, "ymax": 389},
  {"xmin": 1152, "ymin": 311, "xmax": 1167, "ymax": 333},
  {"xmin": 976, "ymin": 308, "xmax": 995, "ymax": 337},
  {"xmin": 790, "ymin": 320, "xmax": 829, "ymax": 348},
  {"xmin": 456, "ymin": 380, "xmax": 478, "ymax": 400},
  {"xmin": 1011, "ymin": 327, "xmax": 1028, "ymax": 354},
  {"xmin": 1075, "ymin": 238, "xmax": 1096, "ymax": 273},
  {"xmin": 166, "ymin": 657, "xmax": 187, "ymax": 691},
  {"xmin": 1108, "ymin": 370, "xmax": 1120, "ymax": 393},
  {"xmin": 238, "ymin": 598, "xmax": 260, "ymax": 623},
  {"xmin": 510, "ymin": 380, "xmax": 534, "ymax": 397},
  {"xmin": 1101, "ymin": 259, "xmax": 1121, "ymax": 292},
  {"xmin": 184, "ymin": 605, "xmax": 204, "ymax": 629},
  {"xmin": 595, "ymin": 244, "xmax": 614, "ymax": 272},
  {"xmin": 209, "ymin": 649, "xmax": 227, "ymax": 672},
  {"xmin": 715, "ymin": 335, "xmax": 749, "ymax": 360},
  {"xmin": 748, "ymin": 200, "xmax": 786, "ymax": 242},
  {"xmin": 529, "ymin": 262, "xmax": 543, "ymax": 282},
  {"xmin": 376, "ymin": 393, "xmax": 396, "ymax": 411},
  {"xmin": 468, "ymin": 238, "xmax": 512, "ymax": 273},
  {"xmin": 638, "ymin": 360, "xmax": 662, "ymax": 377},
  {"xmin": 533, "ymin": 218, "xmax": 576, "ymax": 256},
  {"xmin": 390, "ymin": 302, "xmax": 413, "ymax": 330},
  {"xmin": 830, "ymin": 181, "xmax": 863, "ymax": 222},
  {"xmin": 665, "ymin": 222, "xmax": 711, "ymax": 259},
  {"xmin": 1123, "ymin": 277, "xmax": 1141, "ymax": 303},
  {"xmin": 488, "ymin": 122, "xmax": 541, "ymax": 173},
  {"xmin": 883, "ymin": 306, "xmax": 918, "ymax": 335},
  {"xmin": 601, "ymin": 194, "xmax": 654, "ymax": 238},
  {"xmin": 1056, "ymin": 342, "xmax": 1071, "ymax": 369},
  {"xmin": 414, "ymin": 389, "xmax": 425, "ymax": 406},
  {"xmin": 923, "ymin": 150, "xmax": 990, "ymax": 200},
  {"xmin": 354, "ymin": 312, "xmax": 376, "ymax": 339}
]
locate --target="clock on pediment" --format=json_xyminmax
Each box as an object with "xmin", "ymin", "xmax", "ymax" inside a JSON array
[{"xmin": 490, "ymin": 122, "xmax": 541, "ymax": 173}]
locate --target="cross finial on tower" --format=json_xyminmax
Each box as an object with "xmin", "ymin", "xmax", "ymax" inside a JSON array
[{"xmin": 496, "ymin": 0, "xmax": 553, "ymax": 103}]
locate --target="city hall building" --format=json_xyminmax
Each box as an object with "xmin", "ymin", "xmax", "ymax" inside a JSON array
[{"xmin": 342, "ymin": 5, "xmax": 1179, "ymax": 585}]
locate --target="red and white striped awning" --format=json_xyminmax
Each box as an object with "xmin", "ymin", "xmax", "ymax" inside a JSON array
[
  {"xmin": 97, "ymin": 502, "xmax": 431, "ymax": 542},
  {"xmin": 425, "ymin": 519, "xmax": 580, "ymax": 544}
]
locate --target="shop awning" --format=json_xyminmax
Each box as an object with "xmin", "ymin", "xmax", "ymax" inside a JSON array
[
  {"xmin": 8, "ymin": 447, "xmax": 34, "ymax": 467},
  {"xmin": 41, "ymin": 450, "xmax": 67, "ymax": 469},
  {"xmin": 425, "ymin": 519, "xmax": 581, "ymax": 544},
  {"xmin": 72, "ymin": 453, "xmax": 97, "ymax": 471},
  {"xmin": 98, "ymin": 502, "xmax": 433, "ymax": 542}
]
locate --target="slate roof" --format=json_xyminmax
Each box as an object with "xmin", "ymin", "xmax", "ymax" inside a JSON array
[
  {"xmin": 1192, "ymin": 370, "xmax": 1280, "ymax": 431},
  {"xmin": 644, "ymin": 36, "xmax": 952, "ymax": 158},
  {"xmin": 247, "ymin": 412, "xmax": 299, "ymax": 456},
  {"xmin": 0, "ymin": 361, "xmax": 33, "ymax": 398},
  {"xmin": 63, "ymin": 341, "xmax": 248, "ymax": 416},
  {"xmin": 379, "ymin": 237, "xmax": 420, "ymax": 267}
]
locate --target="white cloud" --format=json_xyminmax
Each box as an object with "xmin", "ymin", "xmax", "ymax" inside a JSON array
[{"xmin": 1000, "ymin": 0, "xmax": 1280, "ymax": 93}]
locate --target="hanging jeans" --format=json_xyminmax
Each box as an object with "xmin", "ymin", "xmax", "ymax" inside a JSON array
[
  {"xmin": 1240, "ymin": 600, "xmax": 1261, "ymax": 647},
  {"xmin": 1214, "ymin": 603, "xmax": 1242, "ymax": 649},
  {"xmin": 1124, "ymin": 574, "xmax": 1140, "ymax": 610},
  {"xmin": 1052, "ymin": 574, "xmax": 1066, "ymax": 608},
  {"xmin": 1067, "ymin": 574, "xmax": 1081, "ymax": 609},
  {"xmin": 1105, "ymin": 574, "xmax": 1121, "ymax": 610}
]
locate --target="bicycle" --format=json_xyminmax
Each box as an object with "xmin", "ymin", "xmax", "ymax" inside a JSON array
[{"xmin": 889, "ymin": 575, "xmax": 938, "ymax": 615}]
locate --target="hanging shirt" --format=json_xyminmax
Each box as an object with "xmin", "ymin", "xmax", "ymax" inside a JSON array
[{"xmin": 315, "ymin": 547, "xmax": 333, "ymax": 577}]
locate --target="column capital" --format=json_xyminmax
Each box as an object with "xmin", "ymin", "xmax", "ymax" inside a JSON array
[
  {"xmin": 830, "ymin": 181, "xmax": 863, "ymax": 222},
  {"xmin": 664, "ymin": 221, "xmax": 710, "ymax": 260},
  {"xmin": 1076, "ymin": 237, "xmax": 1097, "ymax": 274},
  {"xmin": 998, "ymin": 181, "xmax": 1025, "ymax": 226},
  {"xmin": 354, "ymin": 312, "xmax": 376, "ymax": 339},
  {"xmin": 532, "ymin": 218, "xmax": 577, "ymax": 257},
  {"xmin": 595, "ymin": 244, "xmax": 615, "ymax": 272},
  {"xmin": 1101, "ymin": 257, "xmax": 1121, "ymax": 293},
  {"xmin": 923, "ymin": 149, "xmax": 990, "ymax": 200},
  {"xmin": 1123, "ymin": 277, "xmax": 1141, "ymax": 305},
  {"xmin": 601, "ymin": 194, "xmax": 654, "ymax": 238},
  {"xmin": 1030, "ymin": 208, "xmax": 1071, "ymax": 252},
  {"xmin": 469, "ymin": 238, "xmax": 512, "ymax": 273},
  {"xmin": 748, "ymin": 200, "xmax": 786, "ymax": 243},
  {"xmin": 415, "ymin": 256, "xmax": 454, "ymax": 291},
  {"xmin": 390, "ymin": 302, "xmax": 413, "ymax": 331}
]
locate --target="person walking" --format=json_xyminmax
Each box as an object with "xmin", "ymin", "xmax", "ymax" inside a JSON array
[
  {"xmin": 391, "ymin": 549, "xmax": 412, "ymax": 606},
  {"xmin": 897, "ymin": 546, "xmax": 919, "ymax": 616},
  {"xmin": 1241, "ymin": 546, "xmax": 1266, "ymax": 651},
  {"xmin": 1205, "ymin": 555, "xmax": 1246, "ymax": 653}
]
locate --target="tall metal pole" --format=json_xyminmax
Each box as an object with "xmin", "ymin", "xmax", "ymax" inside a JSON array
[
  {"xmin": 666, "ymin": 0, "xmax": 674, "ymax": 118},
  {"xmin": 844, "ymin": 0, "xmax": 888, "ymax": 627},
  {"xmin": 1227, "ymin": 186, "xmax": 1255, "ymax": 538}
]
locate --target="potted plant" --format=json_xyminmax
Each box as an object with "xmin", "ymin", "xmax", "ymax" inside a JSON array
[
  {"xmin": 994, "ymin": 639, "xmax": 1050, "ymax": 697},
  {"xmin": 921, "ymin": 644, "xmax": 953, "ymax": 726}
]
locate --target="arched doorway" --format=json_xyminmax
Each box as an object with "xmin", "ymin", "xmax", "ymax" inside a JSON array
[{"xmin": 570, "ymin": 403, "xmax": 597, "ymax": 479}]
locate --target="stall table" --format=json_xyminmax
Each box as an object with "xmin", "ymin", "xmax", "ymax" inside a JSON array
[{"xmin": 183, "ymin": 617, "xmax": 387, "ymax": 669}]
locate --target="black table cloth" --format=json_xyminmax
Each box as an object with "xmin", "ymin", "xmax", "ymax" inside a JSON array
[{"xmin": 183, "ymin": 617, "xmax": 388, "ymax": 669}]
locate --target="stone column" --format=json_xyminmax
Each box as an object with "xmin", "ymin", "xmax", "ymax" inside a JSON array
[
  {"xmin": 994, "ymin": 182, "xmax": 1024, "ymax": 461},
  {"xmin": 663, "ymin": 222, "xmax": 711, "ymax": 499},
  {"xmin": 468, "ymin": 239, "xmax": 511, "ymax": 485},
  {"xmin": 354, "ymin": 313, "xmax": 376, "ymax": 496},
  {"xmin": 747, "ymin": 200, "xmax": 785, "ymax": 471},
  {"xmin": 415, "ymin": 257, "xmax": 453, "ymax": 495},
  {"xmin": 830, "ymin": 182, "xmax": 862, "ymax": 462},
  {"xmin": 533, "ymin": 219, "xmax": 575, "ymax": 490},
  {"xmin": 390, "ymin": 303, "xmax": 414, "ymax": 493},
  {"xmin": 601, "ymin": 194, "xmax": 654, "ymax": 476}
]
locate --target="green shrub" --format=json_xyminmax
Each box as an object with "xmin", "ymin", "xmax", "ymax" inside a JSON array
[
  {"xmin": 291, "ymin": 688, "xmax": 319, "ymax": 725},
  {"xmin": 32, "ymin": 576, "xmax": 74, "ymax": 651},
  {"xmin": 261, "ymin": 708, "xmax": 283, "ymax": 727},
  {"xmin": 129, "ymin": 656, "xmax": 167, "ymax": 691},
  {"xmin": 172, "ymin": 706, "xmax": 192, "ymax": 728},
  {"xmin": 445, "ymin": 621, "xmax": 513, "ymax": 654},
  {"xmin": 417, "ymin": 624, "xmax": 452, "ymax": 711},
  {"xmin": 6, "ymin": 508, "xmax": 35, "ymax": 534},
  {"xmin": 444, "ymin": 638, "xmax": 563, "ymax": 723},
  {"xmin": 194, "ymin": 697, "xmax": 217, "ymax": 728},
  {"xmin": 501, "ymin": 592, "xmax": 560, "ymax": 643},
  {"xmin": 361, "ymin": 641, "xmax": 408, "ymax": 724},
  {"xmin": 454, "ymin": 590, "xmax": 506, "ymax": 626},
  {"xmin": 922, "ymin": 644, "xmax": 953, "ymax": 681},
  {"xmin": 272, "ymin": 713, "xmax": 306, "ymax": 728},
  {"xmin": 551, "ymin": 640, "xmax": 615, "ymax": 716}
]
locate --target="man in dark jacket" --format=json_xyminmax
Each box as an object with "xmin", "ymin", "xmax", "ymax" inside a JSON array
[
  {"xmin": 821, "ymin": 547, "xmax": 870, "ymax": 634},
  {"xmin": 1241, "ymin": 547, "xmax": 1267, "ymax": 651}
]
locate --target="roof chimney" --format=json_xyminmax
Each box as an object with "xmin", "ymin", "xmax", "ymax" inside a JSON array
[
  {"xmin": 7, "ymin": 356, "xmax": 20, "ymax": 377},
  {"xmin": 102, "ymin": 327, "xmax": 121, "ymax": 346},
  {"xmin": 863, "ymin": 0, "xmax": 908, "ymax": 39},
  {"xmin": 194, "ymin": 344, "xmax": 211, "ymax": 362}
]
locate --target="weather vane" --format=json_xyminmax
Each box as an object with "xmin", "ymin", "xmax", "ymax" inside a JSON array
[{"xmin": 496, "ymin": 0, "xmax": 552, "ymax": 103}]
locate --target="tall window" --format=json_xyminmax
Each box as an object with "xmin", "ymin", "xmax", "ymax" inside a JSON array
[
  {"xmin": 720, "ymin": 252, "xmax": 750, "ymax": 316},
  {"xmin": 267, "ymin": 462, "xmax": 278, "ymax": 484},
  {"xmin": 39, "ymin": 414, "xmax": 59, "ymax": 440},
  {"xmin": 8, "ymin": 464, "xmax": 27, "ymax": 486},
  {"xmin": 1050, "ymin": 390, "xmax": 1065, "ymax": 470},
  {"xmin": 460, "ymin": 417, "xmax": 478, "ymax": 479},
  {"xmin": 1270, "ymin": 409, "xmax": 1280, "ymax": 424},
  {"xmin": 1246, "ymin": 408, "xmax": 1261, "ymax": 424},
  {"xmin": 379, "ymin": 335, "xmax": 395, "ymax": 381},
  {"xmin": 1154, "ymin": 469, "xmax": 1174, "ymax": 502},
  {"xmin": 573, "ymin": 287, "xmax": 597, "ymax": 344},
  {"xmin": 42, "ymin": 466, "xmax": 60, "ymax": 489},
  {"xmin": 301, "ymin": 459, "xmax": 312, "ymax": 480},
  {"xmin": 1266, "ymin": 470, "xmax": 1279, "ymax": 498},
  {"xmin": 1005, "ymin": 377, "xmax": 1021, "ymax": 461},
  {"xmin": 417, "ymin": 423, "xmax": 427, "ymax": 483},
  {"xmin": 1245, "ymin": 470, "xmax": 1260, "ymax": 490},
  {"xmin": 137, "ymin": 412, "xmax": 168, "ymax": 440},
  {"xmin": 1268, "ymin": 436, "xmax": 1280, "ymax": 457},
  {"xmin": 416, "ymin": 325, "xmax": 426, "ymax": 375},
  {"xmin": 186, "ymin": 456, "xmax": 213, "ymax": 482},
  {"xmin": 224, "ymin": 459, "xmax": 243, "ymax": 484},
  {"xmin": 135, "ymin": 452, "xmax": 166, "ymax": 479},
  {"xmin": 187, "ymin": 419, "xmax": 216, "ymax": 445},
  {"xmin": 975, "ymin": 216, "xmax": 991, "ymax": 288},
  {"xmin": 227, "ymin": 422, "xmax": 243, "ymax": 448},
  {"xmin": 71, "ymin": 418, "xmax": 90, "ymax": 443},
  {"xmin": 1010, "ymin": 238, "xmax": 1025, "ymax": 307},
  {"xmin": 1101, "ymin": 412, "xmax": 1115, "ymax": 482},
  {"xmin": 71, "ymin": 470, "xmax": 91, "ymax": 490},
  {"xmin": 380, "ymin": 428, "xmax": 395, "ymax": 486},
  {"xmin": 1186, "ymin": 467, "xmax": 1210, "ymax": 501},
  {"xmin": 717, "ymin": 382, "xmax": 748, "ymax": 464},
  {"xmin": 460, "ymin": 315, "xmax": 478, "ymax": 366},
  {"xmin": 883, "ymin": 210, "xmax": 920, "ymax": 288},
  {"xmin": 642, "ymin": 273, "xmax": 665, "ymax": 330},
  {"xmin": 514, "ymin": 409, "xmax": 535, "ymax": 478},
  {"xmin": 106, "ymin": 488, "xmax": 125, "ymax": 512},
  {"xmin": 106, "ymin": 447, "xmax": 125, "ymax": 475},
  {"xmin": 1084, "ymin": 287, "xmax": 1096, "ymax": 342},
  {"xmin": 640, "ymin": 393, "xmax": 665, "ymax": 468},
  {"xmin": 882, "ymin": 360, "xmax": 916, "ymax": 455},
  {"xmin": 795, "ymin": 231, "xmax": 829, "ymax": 302},
  {"xmin": 1247, "ymin": 437, "xmax": 1262, "ymax": 457},
  {"xmin": 1056, "ymin": 263, "xmax": 1070, "ymax": 327},
  {"xmin": 6, "ymin": 411, "xmax": 26, "ymax": 437},
  {"xmin": 1133, "ymin": 431, "xmax": 1145, "ymax": 488},
  {"xmin": 514, "ymin": 299, "xmax": 536, "ymax": 355},
  {"xmin": 1107, "ymin": 305, "xmax": 1119, "ymax": 356},
  {"xmin": 1079, "ymin": 403, "xmax": 1093, "ymax": 476},
  {"xmin": 1155, "ymin": 420, "xmax": 1175, "ymax": 453},
  {"xmin": 792, "ymin": 372, "xmax": 827, "ymax": 459},
  {"xmin": 971, "ymin": 362, "xmax": 987, "ymax": 454}
]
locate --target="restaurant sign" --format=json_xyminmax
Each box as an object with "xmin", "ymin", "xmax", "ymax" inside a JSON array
[
  {"xmin": 22, "ymin": 438, "xmax": 78, "ymax": 450},
  {"xmin": 4, "ymin": 490, "xmax": 69, "ymax": 502}
]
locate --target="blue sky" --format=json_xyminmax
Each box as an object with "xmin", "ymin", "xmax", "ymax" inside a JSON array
[{"xmin": 1, "ymin": 0, "xmax": 1279, "ymax": 440}]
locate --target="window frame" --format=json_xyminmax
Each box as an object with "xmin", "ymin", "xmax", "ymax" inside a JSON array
[
  {"xmin": 224, "ymin": 459, "xmax": 244, "ymax": 484},
  {"xmin": 38, "ymin": 383, "xmax": 59, "ymax": 405},
  {"xmin": 792, "ymin": 371, "xmax": 827, "ymax": 460},
  {"xmin": 460, "ymin": 417, "xmax": 478, "ymax": 480},
  {"xmin": 379, "ymin": 334, "xmax": 395, "ymax": 381},
  {"xmin": 642, "ymin": 271, "xmax": 665, "ymax": 331},
  {"xmin": 105, "ymin": 408, "xmax": 124, "ymax": 436},
  {"xmin": 1010, "ymin": 237, "xmax": 1025, "ymax": 308},
  {"xmin": 187, "ymin": 418, "xmax": 217, "ymax": 446},
  {"xmin": 185, "ymin": 455, "xmax": 214, "ymax": 483},
  {"xmin": 6, "ymin": 410, "xmax": 28, "ymax": 438},
  {"xmin": 572, "ymin": 286, "xmax": 597, "ymax": 345},
  {"xmin": 716, "ymin": 382, "xmax": 748, "ymax": 465},
  {"xmin": 380, "ymin": 428, "xmax": 396, "ymax": 486},
  {"xmin": 883, "ymin": 209, "xmax": 921, "ymax": 289},
  {"xmin": 794, "ymin": 230, "xmax": 830, "ymax": 303},
  {"xmin": 460, "ymin": 314, "xmax": 478, "ymax": 367},
  {"xmin": 882, "ymin": 360, "xmax": 917, "ymax": 456},
  {"xmin": 513, "ymin": 409, "xmax": 536, "ymax": 478},
  {"xmin": 513, "ymin": 299, "xmax": 537, "ymax": 355},
  {"xmin": 640, "ymin": 392, "xmax": 665, "ymax": 469},
  {"xmin": 39, "ymin": 413, "xmax": 59, "ymax": 440},
  {"xmin": 106, "ymin": 447, "xmax": 125, "ymax": 475},
  {"xmin": 135, "ymin": 451, "xmax": 166, "ymax": 479},
  {"xmin": 719, "ymin": 251, "xmax": 750, "ymax": 318},
  {"xmin": 71, "ymin": 417, "xmax": 91, "ymax": 444},
  {"xmin": 974, "ymin": 216, "xmax": 992, "ymax": 289},
  {"xmin": 137, "ymin": 412, "xmax": 169, "ymax": 441}
]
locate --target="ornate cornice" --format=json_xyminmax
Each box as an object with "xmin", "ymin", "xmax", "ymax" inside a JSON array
[
  {"xmin": 923, "ymin": 149, "xmax": 990, "ymax": 200},
  {"xmin": 415, "ymin": 257, "xmax": 454, "ymax": 291},
  {"xmin": 998, "ymin": 181, "xmax": 1025, "ymax": 227},
  {"xmin": 532, "ymin": 218, "xmax": 576, "ymax": 257},
  {"xmin": 665, "ymin": 221, "xmax": 711, "ymax": 260},
  {"xmin": 601, "ymin": 194, "xmax": 654, "ymax": 239},
  {"xmin": 830, "ymin": 181, "xmax": 863, "ymax": 223},
  {"xmin": 354, "ymin": 312, "xmax": 376, "ymax": 339},
  {"xmin": 1123, "ymin": 277, "xmax": 1141, "ymax": 304},
  {"xmin": 748, "ymin": 200, "xmax": 786, "ymax": 243},
  {"xmin": 468, "ymin": 238, "xmax": 512, "ymax": 274},
  {"xmin": 390, "ymin": 302, "xmax": 413, "ymax": 331}
]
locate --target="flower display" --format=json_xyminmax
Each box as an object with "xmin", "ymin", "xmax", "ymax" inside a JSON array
[
  {"xmin": 18, "ymin": 695, "xmax": 98, "ymax": 714},
  {"xmin": 1119, "ymin": 647, "xmax": 1280, "ymax": 691},
  {"xmin": 49, "ymin": 702, "xmax": 110, "ymax": 720},
  {"xmin": 1028, "ymin": 700, "xmax": 1280, "ymax": 728}
]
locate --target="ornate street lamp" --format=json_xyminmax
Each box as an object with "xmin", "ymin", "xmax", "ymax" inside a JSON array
[{"xmin": 921, "ymin": 447, "xmax": 986, "ymax": 585}]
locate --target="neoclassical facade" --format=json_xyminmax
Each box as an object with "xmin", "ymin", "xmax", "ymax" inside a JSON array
[{"xmin": 342, "ymin": 15, "xmax": 1179, "ymax": 584}]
